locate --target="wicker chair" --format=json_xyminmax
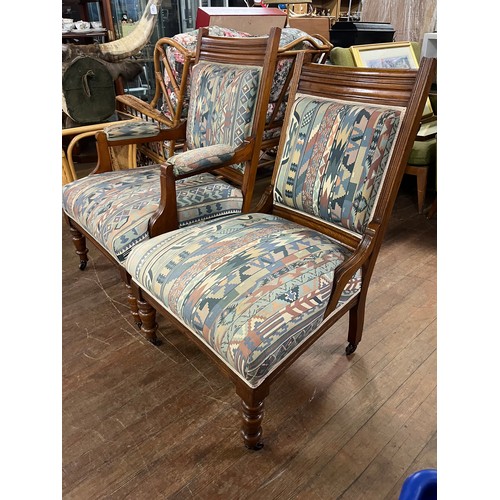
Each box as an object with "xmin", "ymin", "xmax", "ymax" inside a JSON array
[{"xmin": 124, "ymin": 56, "xmax": 436, "ymax": 448}]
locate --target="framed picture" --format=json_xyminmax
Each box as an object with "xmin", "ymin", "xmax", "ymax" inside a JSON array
[{"xmin": 350, "ymin": 42, "xmax": 434, "ymax": 117}]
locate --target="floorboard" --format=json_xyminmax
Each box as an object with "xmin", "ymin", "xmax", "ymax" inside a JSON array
[{"xmin": 62, "ymin": 165, "xmax": 437, "ymax": 499}]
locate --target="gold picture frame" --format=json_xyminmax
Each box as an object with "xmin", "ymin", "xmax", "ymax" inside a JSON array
[{"xmin": 350, "ymin": 42, "xmax": 434, "ymax": 118}]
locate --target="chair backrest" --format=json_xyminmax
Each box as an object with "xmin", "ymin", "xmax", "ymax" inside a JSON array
[
  {"xmin": 157, "ymin": 27, "xmax": 331, "ymax": 150},
  {"xmin": 269, "ymin": 56, "xmax": 435, "ymax": 251},
  {"xmin": 179, "ymin": 27, "xmax": 281, "ymax": 195},
  {"xmin": 115, "ymin": 27, "xmax": 331, "ymax": 167},
  {"xmin": 329, "ymin": 43, "xmax": 436, "ymax": 117}
]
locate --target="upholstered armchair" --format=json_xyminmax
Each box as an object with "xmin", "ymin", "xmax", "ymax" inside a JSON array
[
  {"xmin": 62, "ymin": 27, "xmax": 282, "ymax": 333},
  {"xmin": 330, "ymin": 43, "xmax": 437, "ymax": 214},
  {"xmin": 115, "ymin": 26, "xmax": 332, "ymax": 171},
  {"xmin": 124, "ymin": 55, "xmax": 436, "ymax": 447}
]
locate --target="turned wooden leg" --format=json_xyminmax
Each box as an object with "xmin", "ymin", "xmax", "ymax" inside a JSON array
[
  {"xmin": 68, "ymin": 225, "xmax": 89, "ymax": 270},
  {"xmin": 137, "ymin": 297, "xmax": 161, "ymax": 345},
  {"xmin": 241, "ymin": 399, "xmax": 265, "ymax": 450},
  {"xmin": 125, "ymin": 283, "xmax": 141, "ymax": 328}
]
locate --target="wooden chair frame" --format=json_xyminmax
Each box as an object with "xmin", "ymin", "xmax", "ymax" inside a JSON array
[
  {"xmin": 127, "ymin": 56, "xmax": 436, "ymax": 448},
  {"xmin": 64, "ymin": 27, "xmax": 282, "ymax": 330},
  {"xmin": 114, "ymin": 30, "xmax": 332, "ymax": 170}
]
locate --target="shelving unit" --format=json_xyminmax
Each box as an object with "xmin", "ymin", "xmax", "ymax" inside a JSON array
[{"xmin": 62, "ymin": 0, "xmax": 116, "ymax": 43}]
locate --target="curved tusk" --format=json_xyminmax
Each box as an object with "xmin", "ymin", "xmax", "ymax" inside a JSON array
[{"xmin": 99, "ymin": 0, "xmax": 162, "ymax": 61}]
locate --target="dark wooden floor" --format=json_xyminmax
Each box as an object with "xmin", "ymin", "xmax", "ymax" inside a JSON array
[{"xmin": 62, "ymin": 166, "xmax": 437, "ymax": 499}]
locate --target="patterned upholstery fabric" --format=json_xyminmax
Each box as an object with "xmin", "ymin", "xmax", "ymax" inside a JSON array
[
  {"xmin": 161, "ymin": 27, "xmax": 323, "ymax": 123},
  {"xmin": 186, "ymin": 61, "xmax": 261, "ymax": 149},
  {"xmin": 274, "ymin": 94, "xmax": 404, "ymax": 234},
  {"xmin": 162, "ymin": 26, "xmax": 252, "ymax": 121},
  {"xmin": 184, "ymin": 61, "xmax": 261, "ymax": 173},
  {"xmin": 126, "ymin": 213, "xmax": 362, "ymax": 387},
  {"xmin": 104, "ymin": 121, "xmax": 160, "ymax": 141},
  {"xmin": 167, "ymin": 144, "xmax": 235, "ymax": 176},
  {"xmin": 62, "ymin": 167, "xmax": 243, "ymax": 262}
]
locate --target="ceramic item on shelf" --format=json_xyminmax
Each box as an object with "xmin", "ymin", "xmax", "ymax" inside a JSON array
[
  {"xmin": 91, "ymin": 21, "xmax": 102, "ymax": 29},
  {"xmin": 74, "ymin": 20, "xmax": 91, "ymax": 30}
]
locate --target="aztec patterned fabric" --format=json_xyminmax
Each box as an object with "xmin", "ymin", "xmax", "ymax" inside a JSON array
[
  {"xmin": 185, "ymin": 62, "xmax": 260, "ymax": 149},
  {"xmin": 162, "ymin": 26, "xmax": 252, "ymax": 121},
  {"xmin": 161, "ymin": 27, "xmax": 323, "ymax": 123},
  {"xmin": 166, "ymin": 144, "xmax": 235, "ymax": 177},
  {"xmin": 104, "ymin": 120, "xmax": 160, "ymax": 141},
  {"xmin": 62, "ymin": 167, "xmax": 243, "ymax": 263},
  {"xmin": 274, "ymin": 94, "xmax": 404, "ymax": 234},
  {"xmin": 184, "ymin": 61, "xmax": 262, "ymax": 173},
  {"xmin": 126, "ymin": 213, "xmax": 362, "ymax": 387}
]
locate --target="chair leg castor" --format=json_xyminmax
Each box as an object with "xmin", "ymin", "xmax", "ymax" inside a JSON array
[
  {"xmin": 345, "ymin": 342, "xmax": 357, "ymax": 355},
  {"xmin": 79, "ymin": 261, "xmax": 87, "ymax": 271},
  {"xmin": 149, "ymin": 338, "xmax": 162, "ymax": 346},
  {"xmin": 245, "ymin": 441, "xmax": 264, "ymax": 451}
]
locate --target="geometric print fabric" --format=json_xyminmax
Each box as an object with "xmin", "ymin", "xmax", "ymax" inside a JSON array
[
  {"xmin": 126, "ymin": 213, "xmax": 362, "ymax": 387},
  {"xmin": 274, "ymin": 94, "xmax": 404, "ymax": 234},
  {"xmin": 62, "ymin": 166, "xmax": 243, "ymax": 262},
  {"xmin": 185, "ymin": 62, "xmax": 262, "ymax": 173}
]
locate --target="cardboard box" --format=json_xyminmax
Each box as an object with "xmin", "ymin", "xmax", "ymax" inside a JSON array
[
  {"xmin": 288, "ymin": 16, "xmax": 332, "ymax": 40},
  {"xmin": 196, "ymin": 7, "xmax": 287, "ymax": 36}
]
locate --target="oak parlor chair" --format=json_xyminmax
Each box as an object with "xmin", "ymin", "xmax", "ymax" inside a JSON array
[
  {"xmin": 124, "ymin": 55, "xmax": 436, "ymax": 448},
  {"xmin": 330, "ymin": 43, "xmax": 437, "ymax": 214},
  {"xmin": 114, "ymin": 26, "xmax": 332, "ymax": 173},
  {"xmin": 62, "ymin": 27, "xmax": 282, "ymax": 332}
]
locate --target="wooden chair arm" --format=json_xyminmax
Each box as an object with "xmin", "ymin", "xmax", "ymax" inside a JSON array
[
  {"xmin": 148, "ymin": 139, "xmax": 255, "ymax": 237},
  {"xmin": 172, "ymin": 139, "xmax": 255, "ymax": 180},
  {"xmin": 323, "ymin": 222, "xmax": 381, "ymax": 317}
]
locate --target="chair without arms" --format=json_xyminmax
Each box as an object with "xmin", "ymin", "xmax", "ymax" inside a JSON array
[
  {"xmin": 62, "ymin": 27, "xmax": 282, "ymax": 338},
  {"xmin": 124, "ymin": 56, "xmax": 436, "ymax": 448}
]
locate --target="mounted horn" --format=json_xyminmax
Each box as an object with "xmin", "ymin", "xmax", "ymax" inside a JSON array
[
  {"xmin": 62, "ymin": 0, "xmax": 162, "ymax": 64},
  {"xmin": 98, "ymin": 0, "xmax": 162, "ymax": 61}
]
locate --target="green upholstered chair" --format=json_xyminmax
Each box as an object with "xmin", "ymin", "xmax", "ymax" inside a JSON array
[
  {"xmin": 329, "ymin": 43, "xmax": 437, "ymax": 214},
  {"xmin": 124, "ymin": 56, "xmax": 436, "ymax": 448}
]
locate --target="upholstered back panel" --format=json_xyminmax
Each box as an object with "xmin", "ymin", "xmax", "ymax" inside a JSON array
[
  {"xmin": 185, "ymin": 61, "xmax": 262, "ymax": 155},
  {"xmin": 274, "ymin": 94, "xmax": 404, "ymax": 234}
]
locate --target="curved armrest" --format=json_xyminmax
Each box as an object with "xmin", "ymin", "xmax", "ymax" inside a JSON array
[
  {"xmin": 168, "ymin": 144, "xmax": 237, "ymax": 177},
  {"xmin": 148, "ymin": 138, "xmax": 255, "ymax": 237},
  {"xmin": 93, "ymin": 120, "xmax": 187, "ymax": 174},
  {"xmin": 170, "ymin": 138, "xmax": 255, "ymax": 179},
  {"xmin": 323, "ymin": 222, "xmax": 381, "ymax": 317}
]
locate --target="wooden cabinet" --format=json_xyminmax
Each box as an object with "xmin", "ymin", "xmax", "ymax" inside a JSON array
[{"xmin": 288, "ymin": 0, "xmax": 364, "ymax": 38}]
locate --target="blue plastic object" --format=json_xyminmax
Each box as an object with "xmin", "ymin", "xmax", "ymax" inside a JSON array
[{"xmin": 399, "ymin": 469, "xmax": 437, "ymax": 500}]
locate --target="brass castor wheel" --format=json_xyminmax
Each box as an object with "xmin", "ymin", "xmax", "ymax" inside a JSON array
[
  {"xmin": 345, "ymin": 342, "xmax": 357, "ymax": 355},
  {"xmin": 79, "ymin": 260, "xmax": 87, "ymax": 271}
]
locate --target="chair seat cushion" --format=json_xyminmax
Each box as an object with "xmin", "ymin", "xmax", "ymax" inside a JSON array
[
  {"xmin": 104, "ymin": 120, "xmax": 161, "ymax": 141},
  {"xmin": 62, "ymin": 166, "xmax": 243, "ymax": 262},
  {"xmin": 126, "ymin": 213, "xmax": 362, "ymax": 387},
  {"xmin": 408, "ymin": 137, "xmax": 437, "ymax": 166}
]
